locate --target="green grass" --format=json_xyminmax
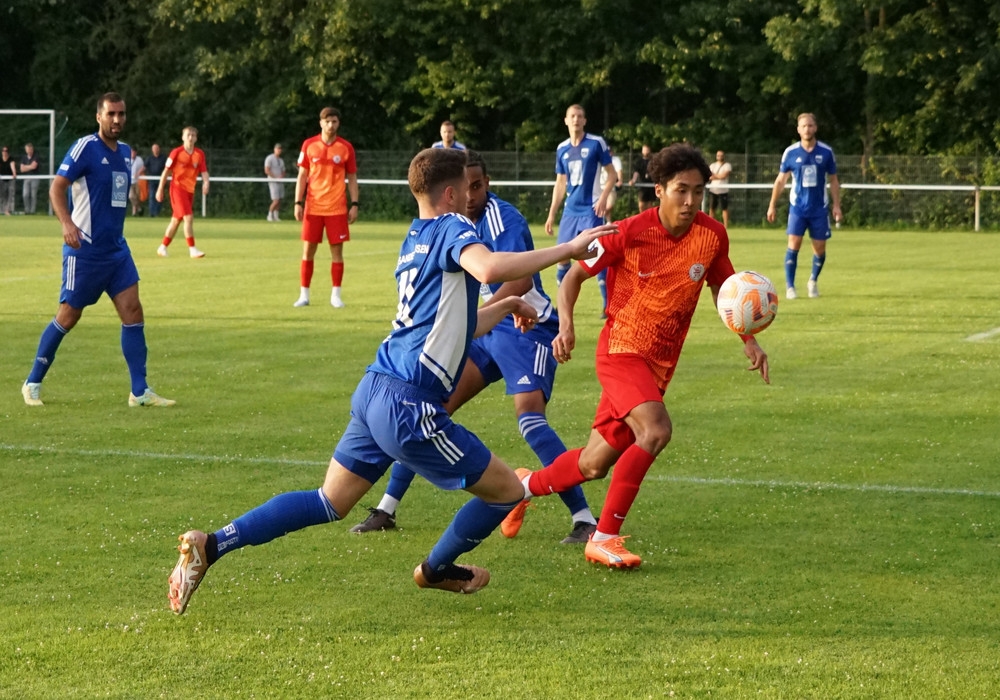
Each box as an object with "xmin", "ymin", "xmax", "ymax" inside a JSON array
[{"xmin": 1, "ymin": 215, "xmax": 998, "ymax": 698}]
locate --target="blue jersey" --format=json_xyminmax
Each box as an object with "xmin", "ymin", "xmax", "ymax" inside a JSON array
[
  {"xmin": 779, "ymin": 141, "xmax": 838, "ymax": 217},
  {"xmin": 476, "ymin": 192, "xmax": 556, "ymax": 335},
  {"xmin": 555, "ymin": 133, "xmax": 612, "ymax": 217},
  {"xmin": 369, "ymin": 213, "xmax": 484, "ymax": 399},
  {"xmin": 431, "ymin": 141, "xmax": 466, "ymax": 150},
  {"xmin": 58, "ymin": 133, "xmax": 132, "ymax": 259}
]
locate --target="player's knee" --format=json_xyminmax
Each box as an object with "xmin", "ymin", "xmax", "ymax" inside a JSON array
[{"xmin": 634, "ymin": 420, "xmax": 672, "ymax": 454}]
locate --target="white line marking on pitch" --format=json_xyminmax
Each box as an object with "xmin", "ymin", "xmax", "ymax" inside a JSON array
[
  {"xmin": 965, "ymin": 327, "xmax": 1000, "ymax": 342},
  {"xmin": 4, "ymin": 443, "xmax": 999, "ymax": 499}
]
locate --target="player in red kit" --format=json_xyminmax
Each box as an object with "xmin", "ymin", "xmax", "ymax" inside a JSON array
[
  {"xmin": 292, "ymin": 107, "xmax": 359, "ymax": 308},
  {"xmin": 502, "ymin": 143, "xmax": 770, "ymax": 569},
  {"xmin": 155, "ymin": 126, "xmax": 209, "ymax": 258}
]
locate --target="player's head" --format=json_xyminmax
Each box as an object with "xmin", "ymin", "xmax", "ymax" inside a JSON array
[
  {"xmin": 796, "ymin": 113, "xmax": 817, "ymax": 143},
  {"xmin": 182, "ymin": 126, "xmax": 198, "ymax": 149},
  {"xmin": 440, "ymin": 120, "xmax": 457, "ymax": 145},
  {"xmin": 649, "ymin": 143, "xmax": 711, "ymax": 232},
  {"xmin": 564, "ymin": 104, "xmax": 586, "ymax": 134},
  {"xmin": 464, "ymin": 150, "xmax": 490, "ymax": 222},
  {"xmin": 95, "ymin": 92, "xmax": 126, "ymax": 143},
  {"xmin": 320, "ymin": 107, "xmax": 341, "ymax": 137},
  {"xmin": 409, "ymin": 148, "xmax": 468, "ymax": 211}
]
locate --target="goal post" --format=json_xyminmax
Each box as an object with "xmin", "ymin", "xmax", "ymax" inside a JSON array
[{"xmin": 0, "ymin": 109, "xmax": 57, "ymax": 214}]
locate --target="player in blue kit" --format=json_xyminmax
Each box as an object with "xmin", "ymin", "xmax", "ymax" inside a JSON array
[
  {"xmin": 20, "ymin": 92, "xmax": 174, "ymax": 408},
  {"xmin": 168, "ymin": 148, "xmax": 616, "ymax": 614},
  {"xmin": 766, "ymin": 112, "xmax": 842, "ymax": 300},
  {"xmin": 350, "ymin": 151, "xmax": 598, "ymax": 543},
  {"xmin": 545, "ymin": 104, "xmax": 618, "ymax": 313}
]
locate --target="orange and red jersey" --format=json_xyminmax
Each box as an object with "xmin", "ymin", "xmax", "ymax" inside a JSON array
[
  {"xmin": 165, "ymin": 146, "xmax": 207, "ymax": 194},
  {"xmin": 580, "ymin": 208, "xmax": 735, "ymax": 390},
  {"xmin": 297, "ymin": 135, "xmax": 356, "ymax": 216}
]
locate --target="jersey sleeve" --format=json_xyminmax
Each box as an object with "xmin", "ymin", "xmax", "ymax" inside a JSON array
[
  {"xmin": 705, "ymin": 228, "xmax": 735, "ymax": 287},
  {"xmin": 578, "ymin": 223, "xmax": 625, "ymax": 276},
  {"xmin": 58, "ymin": 138, "xmax": 89, "ymax": 182},
  {"xmin": 444, "ymin": 215, "xmax": 483, "ymax": 272},
  {"xmin": 489, "ymin": 205, "xmax": 531, "ymax": 255},
  {"xmin": 554, "ymin": 147, "xmax": 567, "ymax": 176},
  {"xmin": 344, "ymin": 141, "xmax": 357, "ymax": 175},
  {"xmin": 196, "ymin": 149, "xmax": 208, "ymax": 173}
]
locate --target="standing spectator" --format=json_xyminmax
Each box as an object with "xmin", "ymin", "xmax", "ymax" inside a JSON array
[
  {"xmin": 145, "ymin": 143, "xmax": 166, "ymax": 217},
  {"xmin": 501, "ymin": 144, "xmax": 770, "ymax": 569},
  {"xmin": 628, "ymin": 144, "xmax": 656, "ymax": 213},
  {"xmin": 1, "ymin": 145, "xmax": 17, "ymax": 215},
  {"xmin": 544, "ymin": 104, "xmax": 617, "ymax": 313},
  {"xmin": 264, "ymin": 143, "xmax": 286, "ymax": 222},
  {"xmin": 292, "ymin": 107, "xmax": 359, "ymax": 308},
  {"xmin": 20, "ymin": 142, "xmax": 40, "ymax": 214},
  {"xmin": 155, "ymin": 127, "xmax": 209, "ymax": 258},
  {"xmin": 431, "ymin": 120, "xmax": 466, "ymax": 150},
  {"xmin": 766, "ymin": 112, "xmax": 842, "ymax": 299},
  {"xmin": 129, "ymin": 147, "xmax": 145, "ymax": 216},
  {"xmin": 708, "ymin": 150, "xmax": 732, "ymax": 228},
  {"xmin": 20, "ymin": 92, "xmax": 175, "ymax": 409}
]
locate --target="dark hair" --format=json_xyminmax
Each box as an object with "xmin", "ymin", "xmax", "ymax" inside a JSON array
[
  {"xmin": 408, "ymin": 148, "xmax": 467, "ymax": 197},
  {"xmin": 320, "ymin": 107, "xmax": 341, "ymax": 120},
  {"xmin": 647, "ymin": 143, "xmax": 711, "ymax": 186},
  {"xmin": 465, "ymin": 149, "xmax": 488, "ymax": 178},
  {"xmin": 97, "ymin": 92, "xmax": 124, "ymax": 113}
]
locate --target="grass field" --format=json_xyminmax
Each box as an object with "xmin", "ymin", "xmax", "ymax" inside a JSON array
[{"xmin": 1, "ymin": 215, "xmax": 998, "ymax": 698}]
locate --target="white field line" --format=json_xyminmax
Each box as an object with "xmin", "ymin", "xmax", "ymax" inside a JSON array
[
  {"xmin": 4, "ymin": 443, "xmax": 999, "ymax": 499},
  {"xmin": 965, "ymin": 327, "xmax": 1000, "ymax": 342}
]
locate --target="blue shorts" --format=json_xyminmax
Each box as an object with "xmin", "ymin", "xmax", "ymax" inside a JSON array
[
  {"xmin": 557, "ymin": 212, "xmax": 604, "ymax": 245},
  {"xmin": 468, "ymin": 327, "xmax": 558, "ymax": 402},
  {"xmin": 787, "ymin": 211, "xmax": 832, "ymax": 240},
  {"xmin": 334, "ymin": 371, "xmax": 492, "ymax": 490},
  {"xmin": 60, "ymin": 249, "xmax": 140, "ymax": 309}
]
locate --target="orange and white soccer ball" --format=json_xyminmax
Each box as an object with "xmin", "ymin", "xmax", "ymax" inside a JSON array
[{"xmin": 717, "ymin": 271, "xmax": 778, "ymax": 335}]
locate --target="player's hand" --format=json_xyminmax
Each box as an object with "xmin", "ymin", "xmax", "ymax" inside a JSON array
[
  {"xmin": 552, "ymin": 328, "xmax": 576, "ymax": 363},
  {"xmin": 743, "ymin": 337, "xmax": 770, "ymax": 384},
  {"xmin": 509, "ymin": 298, "xmax": 538, "ymax": 333},
  {"xmin": 155, "ymin": 189, "xmax": 163, "ymax": 203},
  {"xmin": 766, "ymin": 206, "xmax": 776, "ymax": 224},
  {"xmin": 564, "ymin": 222, "xmax": 618, "ymax": 260},
  {"xmin": 544, "ymin": 217, "xmax": 555, "ymax": 237},
  {"xmin": 62, "ymin": 222, "xmax": 81, "ymax": 249}
]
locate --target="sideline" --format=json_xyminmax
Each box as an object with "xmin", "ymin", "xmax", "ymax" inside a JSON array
[{"xmin": 965, "ymin": 327, "xmax": 1000, "ymax": 342}]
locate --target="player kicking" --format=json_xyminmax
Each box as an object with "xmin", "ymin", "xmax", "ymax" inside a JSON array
[
  {"xmin": 168, "ymin": 148, "xmax": 616, "ymax": 614},
  {"xmin": 351, "ymin": 151, "xmax": 597, "ymax": 543},
  {"xmin": 501, "ymin": 144, "xmax": 770, "ymax": 569}
]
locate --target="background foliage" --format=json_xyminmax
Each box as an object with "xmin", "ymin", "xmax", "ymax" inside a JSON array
[{"xmin": 4, "ymin": 0, "xmax": 1000, "ymax": 158}]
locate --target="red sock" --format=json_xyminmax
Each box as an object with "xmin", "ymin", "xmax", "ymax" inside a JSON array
[
  {"xmin": 300, "ymin": 260, "xmax": 315, "ymax": 288},
  {"xmin": 528, "ymin": 447, "xmax": 586, "ymax": 496},
  {"xmin": 185, "ymin": 236, "xmax": 196, "ymax": 248},
  {"xmin": 331, "ymin": 262, "xmax": 344, "ymax": 287},
  {"xmin": 596, "ymin": 444, "xmax": 656, "ymax": 536},
  {"xmin": 161, "ymin": 236, "xmax": 171, "ymax": 247}
]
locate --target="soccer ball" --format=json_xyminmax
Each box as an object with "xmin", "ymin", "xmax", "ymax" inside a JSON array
[{"xmin": 716, "ymin": 271, "xmax": 778, "ymax": 335}]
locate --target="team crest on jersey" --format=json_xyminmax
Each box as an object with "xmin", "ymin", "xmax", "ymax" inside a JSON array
[
  {"xmin": 333, "ymin": 155, "xmax": 342, "ymax": 164},
  {"xmin": 688, "ymin": 263, "xmax": 705, "ymax": 281},
  {"xmin": 815, "ymin": 155, "xmax": 824, "ymax": 163},
  {"xmin": 581, "ymin": 148, "xmax": 590, "ymax": 158}
]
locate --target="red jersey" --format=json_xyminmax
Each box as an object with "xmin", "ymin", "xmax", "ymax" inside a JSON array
[
  {"xmin": 297, "ymin": 135, "xmax": 356, "ymax": 216},
  {"xmin": 165, "ymin": 146, "xmax": 207, "ymax": 194},
  {"xmin": 580, "ymin": 209, "xmax": 735, "ymax": 390}
]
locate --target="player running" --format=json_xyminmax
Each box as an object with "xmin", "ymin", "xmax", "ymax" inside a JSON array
[{"xmin": 155, "ymin": 126, "xmax": 209, "ymax": 258}]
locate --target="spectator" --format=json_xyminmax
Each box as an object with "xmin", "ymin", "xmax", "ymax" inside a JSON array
[
  {"xmin": 628, "ymin": 144, "xmax": 656, "ymax": 213},
  {"xmin": 129, "ymin": 147, "xmax": 145, "ymax": 215},
  {"xmin": 145, "ymin": 143, "xmax": 166, "ymax": 217},
  {"xmin": 708, "ymin": 150, "xmax": 732, "ymax": 227},
  {"xmin": 264, "ymin": 143, "xmax": 286, "ymax": 222},
  {"xmin": 20, "ymin": 142, "xmax": 40, "ymax": 214},
  {"xmin": 1, "ymin": 145, "xmax": 17, "ymax": 215}
]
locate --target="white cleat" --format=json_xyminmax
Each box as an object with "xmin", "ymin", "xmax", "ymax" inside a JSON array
[
  {"xmin": 21, "ymin": 381, "xmax": 43, "ymax": 406},
  {"xmin": 157, "ymin": 244, "xmax": 169, "ymax": 257},
  {"xmin": 189, "ymin": 247, "xmax": 205, "ymax": 259},
  {"xmin": 330, "ymin": 292, "xmax": 345, "ymax": 308},
  {"xmin": 129, "ymin": 388, "xmax": 176, "ymax": 407},
  {"xmin": 168, "ymin": 530, "xmax": 209, "ymax": 614},
  {"xmin": 292, "ymin": 298, "xmax": 310, "ymax": 307},
  {"xmin": 807, "ymin": 279, "xmax": 820, "ymax": 298},
  {"xmin": 786, "ymin": 287, "xmax": 798, "ymax": 300}
]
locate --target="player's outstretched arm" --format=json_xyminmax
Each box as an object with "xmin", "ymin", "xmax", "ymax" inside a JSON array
[
  {"xmin": 474, "ymin": 297, "xmax": 537, "ymax": 338},
  {"xmin": 742, "ymin": 336, "xmax": 770, "ymax": 384},
  {"xmin": 553, "ymin": 263, "xmax": 589, "ymax": 363}
]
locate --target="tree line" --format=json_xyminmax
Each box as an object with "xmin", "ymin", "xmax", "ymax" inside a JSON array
[{"xmin": 3, "ymin": 0, "xmax": 1000, "ymax": 162}]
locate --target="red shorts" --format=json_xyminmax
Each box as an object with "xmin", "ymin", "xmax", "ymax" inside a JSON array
[
  {"xmin": 169, "ymin": 187, "xmax": 194, "ymax": 218},
  {"xmin": 592, "ymin": 352, "xmax": 665, "ymax": 452},
  {"xmin": 302, "ymin": 213, "xmax": 350, "ymax": 244}
]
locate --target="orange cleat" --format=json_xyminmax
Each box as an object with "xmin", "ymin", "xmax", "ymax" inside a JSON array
[
  {"xmin": 584, "ymin": 534, "xmax": 642, "ymax": 569},
  {"xmin": 500, "ymin": 468, "xmax": 533, "ymax": 538},
  {"xmin": 413, "ymin": 563, "xmax": 490, "ymax": 594},
  {"xmin": 168, "ymin": 530, "xmax": 209, "ymax": 614}
]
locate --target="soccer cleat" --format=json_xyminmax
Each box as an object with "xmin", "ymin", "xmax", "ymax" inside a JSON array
[
  {"xmin": 786, "ymin": 286, "xmax": 797, "ymax": 300},
  {"xmin": 189, "ymin": 247, "xmax": 205, "ymax": 258},
  {"xmin": 807, "ymin": 279, "xmax": 820, "ymax": 298},
  {"xmin": 413, "ymin": 562, "xmax": 490, "ymax": 594},
  {"xmin": 585, "ymin": 534, "xmax": 642, "ymax": 569},
  {"xmin": 21, "ymin": 381, "xmax": 43, "ymax": 406},
  {"xmin": 266, "ymin": 212, "xmax": 273, "ymax": 221},
  {"xmin": 129, "ymin": 388, "xmax": 176, "ymax": 407},
  {"xmin": 330, "ymin": 291, "xmax": 345, "ymax": 308},
  {"xmin": 499, "ymin": 467, "xmax": 532, "ymax": 538},
  {"xmin": 292, "ymin": 298, "xmax": 310, "ymax": 307},
  {"xmin": 168, "ymin": 530, "xmax": 209, "ymax": 614},
  {"xmin": 156, "ymin": 244, "xmax": 169, "ymax": 257},
  {"xmin": 349, "ymin": 507, "xmax": 396, "ymax": 533},
  {"xmin": 561, "ymin": 520, "xmax": 597, "ymax": 544}
]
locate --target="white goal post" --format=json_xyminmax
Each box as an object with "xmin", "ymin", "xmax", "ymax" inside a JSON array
[{"xmin": 0, "ymin": 109, "xmax": 57, "ymax": 214}]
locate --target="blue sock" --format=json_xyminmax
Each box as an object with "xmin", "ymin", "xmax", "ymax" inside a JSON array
[
  {"xmin": 121, "ymin": 322, "xmax": 148, "ymax": 396},
  {"xmin": 784, "ymin": 248, "xmax": 799, "ymax": 289},
  {"xmin": 811, "ymin": 254, "xmax": 826, "ymax": 281},
  {"xmin": 27, "ymin": 319, "xmax": 69, "ymax": 384},
  {"xmin": 555, "ymin": 263, "xmax": 570, "ymax": 286},
  {"xmin": 213, "ymin": 488, "xmax": 339, "ymax": 561},
  {"xmin": 597, "ymin": 269, "xmax": 608, "ymax": 314},
  {"xmin": 385, "ymin": 462, "xmax": 417, "ymax": 501},
  {"xmin": 426, "ymin": 497, "xmax": 520, "ymax": 572},
  {"xmin": 518, "ymin": 412, "xmax": 589, "ymax": 516}
]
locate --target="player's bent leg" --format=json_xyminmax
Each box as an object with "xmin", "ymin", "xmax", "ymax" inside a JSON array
[{"xmin": 350, "ymin": 461, "xmax": 417, "ymax": 532}]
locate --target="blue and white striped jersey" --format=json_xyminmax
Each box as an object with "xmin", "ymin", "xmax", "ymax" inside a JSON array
[
  {"xmin": 369, "ymin": 213, "xmax": 485, "ymax": 399},
  {"xmin": 555, "ymin": 133, "xmax": 612, "ymax": 217}
]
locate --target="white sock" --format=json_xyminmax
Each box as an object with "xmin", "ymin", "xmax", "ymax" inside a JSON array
[
  {"xmin": 592, "ymin": 530, "xmax": 616, "ymax": 542},
  {"xmin": 299, "ymin": 287, "xmax": 310, "ymax": 301},
  {"xmin": 520, "ymin": 474, "xmax": 533, "ymax": 500},
  {"xmin": 570, "ymin": 508, "xmax": 597, "ymax": 525},
  {"xmin": 376, "ymin": 495, "xmax": 400, "ymax": 515}
]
